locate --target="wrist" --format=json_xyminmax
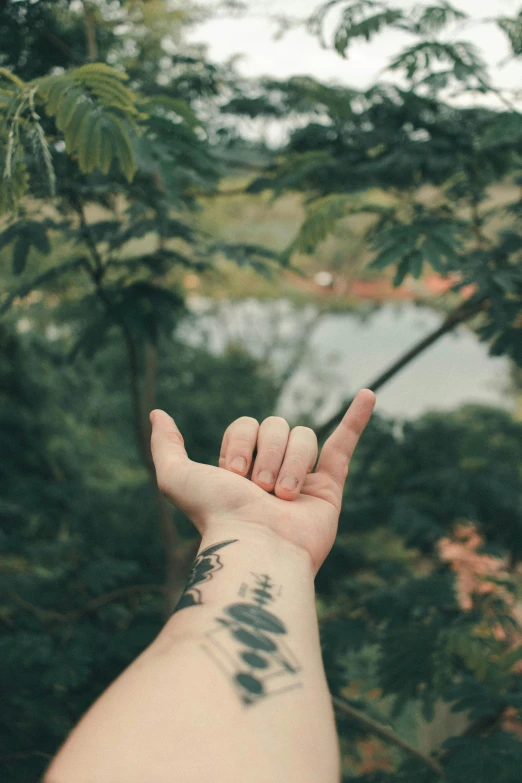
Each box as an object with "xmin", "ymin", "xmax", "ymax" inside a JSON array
[
  {"xmin": 200, "ymin": 519, "xmax": 314, "ymax": 576},
  {"xmin": 157, "ymin": 522, "xmax": 315, "ymax": 650}
]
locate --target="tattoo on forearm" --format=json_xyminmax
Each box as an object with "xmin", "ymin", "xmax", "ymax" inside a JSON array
[
  {"xmin": 202, "ymin": 572, "xmax": 302, "ymax": 706},
  {"xmin": 173, "ymin": 539, "xmax": 238, "ymax": 612}
]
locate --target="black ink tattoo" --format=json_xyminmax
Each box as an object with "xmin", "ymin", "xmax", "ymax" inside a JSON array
[
  {"xmin": 173, "ymin": 539, "xmax": 238, "ymax": 613},
  {"xmin": 202, "ymin": 572, "xmax": 302, "ymax": 706}
]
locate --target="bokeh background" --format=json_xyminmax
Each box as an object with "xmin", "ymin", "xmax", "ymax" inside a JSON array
[{"xmin": 1, "ymin": 1, "xmax": 522, "ymax": 781}]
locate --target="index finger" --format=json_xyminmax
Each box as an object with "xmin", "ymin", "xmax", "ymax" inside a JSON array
[{"xmin": 315, "ymin": 389, "xmax": 376, "ymax": 490}]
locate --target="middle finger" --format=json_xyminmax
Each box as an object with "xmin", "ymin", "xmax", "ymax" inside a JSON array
[{"xmin": 251, "ymin": 416, "xmax": 290, "ymax": 491}]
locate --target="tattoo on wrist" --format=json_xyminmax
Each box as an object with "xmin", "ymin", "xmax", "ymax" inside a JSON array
[
  {"xmin": 173, "ymin": 539, "xmax": 238, "ymax": 613},
  {"xmin": 202, "ymin": 572, "xmax": 302, "ymax": 707}
]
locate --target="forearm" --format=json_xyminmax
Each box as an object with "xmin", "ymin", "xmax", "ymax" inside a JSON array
[{"xmin": 45, "ymin": 524, "xmax": 340, "ymax": 783}]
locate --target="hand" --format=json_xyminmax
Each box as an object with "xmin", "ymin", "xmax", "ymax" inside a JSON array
[{"xmin": 150, "ymin": 389, "xmax": 376, "ymax": 574}]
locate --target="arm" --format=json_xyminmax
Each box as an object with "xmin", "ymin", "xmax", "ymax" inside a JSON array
[
  {"xmin": 46, "ymin": 527, "xmax": 337, "ymax": 783},
  {"xmin": 45, "ymin": 390, "xmax": 376, "ymax": 783}
]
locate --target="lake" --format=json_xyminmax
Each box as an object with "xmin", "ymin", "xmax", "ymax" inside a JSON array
[{"xmin": 180, "ymin": 298, "xmax": 514, "ymax": 424}]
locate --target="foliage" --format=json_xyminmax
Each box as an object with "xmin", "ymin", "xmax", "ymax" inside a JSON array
[
  {"xmin": 240, "ymin": 3, "xmax": 522, "ymax": 369},
  {"xmin": 320, "ymin": 405, "xmax": 522, "ymax": 779},
  {"xmin": 0, "ymin": 318, "xmax": 280, "ymax": 782},
  {"xmin": 1, "ymin": 1, "xmax": 522, "ymax": 782}
]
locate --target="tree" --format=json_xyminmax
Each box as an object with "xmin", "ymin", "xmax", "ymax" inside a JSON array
[
  {"xmin": 228, "ymin": 1, "xmax": 522, "ymax": 434},
  {"xmin": 0, "ymin": 0, "xmax": 278, "ymax": 613},
  {"xmin": 0, "ymin": 316, "xmax": 282, "ymax": 782}
]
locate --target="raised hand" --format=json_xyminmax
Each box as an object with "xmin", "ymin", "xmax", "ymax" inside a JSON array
[{"xmin": 150, "ymin": 389, "xmax": 376, "ymax": 574}]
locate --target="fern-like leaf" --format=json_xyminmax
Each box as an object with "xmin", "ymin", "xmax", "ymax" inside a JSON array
[{"xmin": 36, "ymin": 63, "xmax": 140, "ymax": 181}]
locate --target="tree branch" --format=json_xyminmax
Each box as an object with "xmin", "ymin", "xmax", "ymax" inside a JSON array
[
  {"xmin": 42, "ymin": 30, "xmax": 72, "ymax": 57},
  {"xmin": 81, "ymin": 1, "xmax": 98, "ymax": 61},
  {"xmin": 332, "ymin": 696, "xmax": 445, "ymax": 777},
  {"xmin": 316, "ymin": 296, "xmax": 487, "ymax": 440},
  {"xmin": 74, "ymin": 198, "xmax": 104, "ymax": 278},
  {"xmin": 123, "ymin": 333, "xmax": 184, "ymax": 616}
]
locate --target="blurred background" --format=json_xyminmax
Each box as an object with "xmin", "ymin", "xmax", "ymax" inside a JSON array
[{"xmin": 1, "ymin": 1, "xmax": 522, "ymax": 781}]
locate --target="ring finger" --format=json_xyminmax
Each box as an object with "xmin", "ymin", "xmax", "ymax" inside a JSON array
[{"xmin": 274, "ymin": 426, "xmax": 318, "ymax": 500}]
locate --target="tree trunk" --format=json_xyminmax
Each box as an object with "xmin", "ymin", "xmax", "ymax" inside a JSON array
[{"xmin": 126, "ymin": 337, "xmax": 187, "ymax": 617}]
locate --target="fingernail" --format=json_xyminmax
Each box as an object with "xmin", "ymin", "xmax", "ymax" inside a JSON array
[
  {"xmin": 230, "ymin": 456, "xmax": 247, "ymax": 472},
  {"xmin": 258, "ymin": 469, "xmax": 274, "ymax": 485},
  {"xmin": 280, "ymin": 476, "xmax": 298, "ymax": 490}
]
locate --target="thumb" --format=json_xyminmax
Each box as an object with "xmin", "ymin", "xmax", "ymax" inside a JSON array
[{"xmin": 150, "ymin": 409, "xmax": 190, "ymax": 500}]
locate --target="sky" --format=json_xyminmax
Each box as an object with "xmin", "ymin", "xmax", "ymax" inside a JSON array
[{"xmin": 187, "ymin": 0, "xmax": 522, "ymax": 104}]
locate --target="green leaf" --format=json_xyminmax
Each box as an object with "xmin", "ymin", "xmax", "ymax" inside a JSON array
[
  {"xmin": 0, "ymin": 159, "xmax": 28, "ymax": 215},
  {"xmin": 86, "ymin": 112, "xmax": 103, "ymax": 172},
  {"xmin": 79, "ymin": 75, "xmax": 138, "ymax": 114},
  {"xmin": 0, "ymin": 220, "xmax": 51, "ymax": 274},
  {"xmin": 370, "ymin": 244, "xmax": 402, "ymax": 270},
  {"xmin": 286, "ymin": 194, "xmax": 354, "ymax": 258},
  {"xmin": 106, "ymin": 114, "xmax": 137, "ymax": 182},
  {"xmin": 107, "ymin": 249, "xmax": 202, "ymax": 276},
  {"xmin": 335, "ymin": 9, "xmax": 403, "ymax": 55},
  {"xmin": 64, "ymin": 99, "xmax": 90, "ymax": 152},
  {"xmin": 498, "ymin": 15, "xmax": 522, "ymax": 57},
  {"xmin": 480, "ymin": 113, "xmax": 522, "ymax": 150},
  {"xmin": 43, "ymin": 77, "xmax": 74, "ymax": 116},
  {"xmin": 82, "ymin": 221, "xmax": 120, "ymax": 245},
  {"xmin": 408, "ymin": 248, "xmax": 424, "ymax": 279},
  {"xmin": 393, "ymin": 256, "xmax": 411, "ymax": 286},
  {"xmin": 77, "ymin": 110, "xmax": 98, "ymax": 172},
  {"xmin": 0, "ymin": 223, "xmax": 20, "ymax": 251},
  {"xmin": 388, "ymin": 40, "xmax": 488, "ymax": 86},
  {"xmin": 497, "ymin": 644, "xmax": 522, "ymax": 673},
  {"xmin": 143, "ymin": 95, "xmax": 200, "ymax": 128},
  {"xmin": 98, "ymin": 128, "xmax": 113, "ymax": 175},
  {"xmin": 12, "ymin": 233, "xmax": 31, "ymax": 275},
  {"xmin": 409, "ymin": 2, "xmax": 467, "ymax": 35},
  {"xmin": 70, "ymin": 63, "xmax": 129, "ymax": 82},
  {"xmin": 55, "ymin": 87, "xmax": 85, "ymax": 133},
  {"xmin": 311, "ymin": 2, "xmax": 404, "ymax": 57},
  {"xmin": 36, "ymin": 65, "xmax": 139, "ymax": 181},
  {"xmin": 0, "ymin": 256, "xmax": 87, "ymax": 316}
]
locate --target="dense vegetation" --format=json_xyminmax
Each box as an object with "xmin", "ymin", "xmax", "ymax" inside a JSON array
[{"xmin": 1, "ymin": 1, "xmax": 522, "ymax": 781}]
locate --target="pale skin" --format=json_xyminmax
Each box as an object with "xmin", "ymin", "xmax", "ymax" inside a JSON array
[{"xmin": 45, "ymin": 388, "xmax": 376, "ymax": 783}]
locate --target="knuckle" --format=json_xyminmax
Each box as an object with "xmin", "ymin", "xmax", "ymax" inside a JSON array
[
  {"xmin": 165, "ymin": 430, "xmax": 184, "ymax": 446},
  {"xmin": 287, "ymin": 453, "xmax": 307, "ymax": 467},
  {"xmin": 231, "ymin": 435, "xmax": 256, "ymax": 448},
  {"xmin": 265, "ymin": 443, "xmax": 285, "ymax": 457}
]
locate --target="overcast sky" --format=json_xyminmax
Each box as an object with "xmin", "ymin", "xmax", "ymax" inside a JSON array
[{"xmin": 187, "ymin": 0, "xmax": 522, "ymax": 103}]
